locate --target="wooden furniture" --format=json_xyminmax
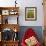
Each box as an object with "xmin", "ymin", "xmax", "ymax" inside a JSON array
[
  {"xmin": 0, "ymin": 7, "xmax": 19, "ymax": 24},
  {"xmin": 43, "ymin": 0, "xmax": 46, "ymax": 46},
  {"xmin": 0, "ymin": 7, "xmax": 19, "ymax": 46},
  {"xmin": 0, "ymin": 24, "xmax": 19, "ymax": 32},
  {"xmin": 43, "ymin": 0, "xmax": 46, "ymax": 26},
  {"xmin": 44, "ymin": 27, "xmax": 46, "ymax": 46},
  {"xmin": 2, "ymin": 41, "xmax": 19, "ymax": 46},
  {"xmin": 0, "ymin": 41, "xmax": 2, "ymax": 46}
]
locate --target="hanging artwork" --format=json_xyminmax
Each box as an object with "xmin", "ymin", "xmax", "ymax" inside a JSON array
[{"xmin": 25, "ymin": 7, "xmax": 37, "ymax": 21}]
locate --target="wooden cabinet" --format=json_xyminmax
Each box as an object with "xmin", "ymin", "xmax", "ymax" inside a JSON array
[
  {"xmin": 2, "ymin": 41, "xmax": 19, "ymax": 46},
  {"xmin": 0, "ymin": 41, "xmax": 19, "ymax": 46},
  {"xmin": 0, "ymin": 7, "xmax": 19, "ymax": 46}
]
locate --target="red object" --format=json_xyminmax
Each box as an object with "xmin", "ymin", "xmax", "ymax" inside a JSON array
[{"xmin": 21, "ymin": 28, "xmax": 41, "ymax": 46}]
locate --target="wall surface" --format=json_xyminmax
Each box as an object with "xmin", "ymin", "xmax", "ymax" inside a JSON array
[
  {"xmin": 19, "ymin": 26, "xmax": 44, "ymax": 44},
  {"xmin": 0, "ymin": 0, "xmax": 44, "ymax": 26},
  {"xmin": 18, "ymin": 0, "xmax": 44, "ymax": 26}
]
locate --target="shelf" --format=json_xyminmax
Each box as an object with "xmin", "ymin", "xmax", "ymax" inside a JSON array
[
  {"xmin": 0, "ymin": 7, "xmax": 19, "ymax": 46},
  {"xmin": 2, "ymin": 41, "xmax": 19, "ymax": 46},
  {"xmin": 0, "ymin": 24, "xmax": 19, "ymax": 32},
  {"xmin": 1, "ymin": 15, "xmax": 18, "ymax": 24},
  {"xmin": 0, "ymin": 7, "xmax": 19, "ymax": 16},
  {"xmin": 0, "ymin": 7, "xmax": 19, "ymax": 24},
  {"xmin": 2, "ymin": 40, "xmax": 19, "ymax": 43}
]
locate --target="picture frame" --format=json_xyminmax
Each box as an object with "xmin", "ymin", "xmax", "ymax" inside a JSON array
[
  {"xmin": 25, "ymin": 7, "xmax": 37, "ymax": 21},
  {"xmin": 9, "ymin": 10, "xmax": 18, "ymax": 15},
  {"xmin": 2, "ymin": 10, "xmax": 9, "ymax": 15}
]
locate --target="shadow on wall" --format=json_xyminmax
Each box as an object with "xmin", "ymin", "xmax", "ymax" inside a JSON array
[{"xmin": 18, "ymin": 26, "xmax": 44, "ymax": 44}]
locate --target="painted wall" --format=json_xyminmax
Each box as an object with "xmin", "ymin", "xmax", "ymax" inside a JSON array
[
  {"xmin": 0, "ymin": 0, "xmax": 44, "ymax": 26},
  {"xmin": 18, "ymin": 26, "xmax": 44, "ymax": 44}
]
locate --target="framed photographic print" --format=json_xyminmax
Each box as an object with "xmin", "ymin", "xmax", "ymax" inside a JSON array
[
  {"xmin": 25, "ymin": 7, "xmax": 37, "ymax": 21},
  {"xmin": 9, "ymin": 10, "xmax": 18, "ymax": 15},
  {"xmin": 2, "ymin": 10, "xmax": 9, "ymax": 15},
  {"xmin": 9, "ymin": 10, "xmax": 15, "ymax": 15}
]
